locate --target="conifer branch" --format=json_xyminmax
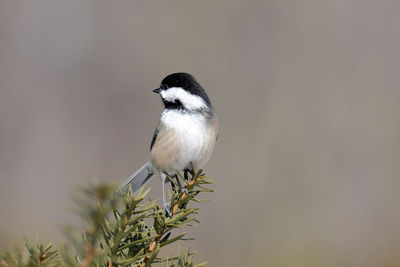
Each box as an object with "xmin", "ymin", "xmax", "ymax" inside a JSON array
[{"xmin": 0, "ymin": 168, "xmax": 214, "ymax": 266}]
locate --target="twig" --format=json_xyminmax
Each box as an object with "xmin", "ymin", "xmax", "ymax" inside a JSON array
[
  {"xmin": 172, "ymin": 178, "xmax": 198, "ymax": 216},
  {"xmin": 82, "ymin": 243, "xmax": 94, "ymax": 267},
  {"xmin": 141, "ymin": 175, "xmax": 200, "ymax": 266},
  {"xmin": 140, "ymin": 229, "xmax": 164, "ymax": 267}
]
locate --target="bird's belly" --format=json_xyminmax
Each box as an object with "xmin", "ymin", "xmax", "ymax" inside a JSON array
[
  {"xmin": 151, "ymin": 111, "xmax": 216, "ymax": 174},
  {"xmin": 177, "ymin": 127, "xmax": 213, "ymax": 170}
]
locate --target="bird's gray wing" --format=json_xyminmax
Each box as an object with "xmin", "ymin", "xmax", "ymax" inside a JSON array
[{"xmin": 120, "ymin": 161, "xmax": 154, "ymax": 192}]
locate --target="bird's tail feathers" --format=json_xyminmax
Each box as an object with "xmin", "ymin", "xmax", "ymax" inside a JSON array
[{"xmin": 120, "ymin": 161, "xmax": 154, "ymax": 192}]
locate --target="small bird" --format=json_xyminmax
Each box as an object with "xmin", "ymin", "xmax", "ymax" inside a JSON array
[{"xmin": 120, "ymin": 72, "xmax": 218, "ymax": 214}]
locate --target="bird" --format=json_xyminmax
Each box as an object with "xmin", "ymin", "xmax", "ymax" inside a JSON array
[{"xmin": 120, "ymin": 72, "xmax": 218, "ymax": 215}]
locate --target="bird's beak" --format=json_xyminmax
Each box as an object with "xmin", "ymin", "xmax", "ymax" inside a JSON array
[{"xmin": 153, "ymin": 88, "xmax": 162, "ymax": 94}]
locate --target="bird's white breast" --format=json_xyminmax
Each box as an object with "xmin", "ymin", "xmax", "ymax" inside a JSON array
[{"xmin": 160, "ymin": 110, "xmax": 214, "ymax": 171}]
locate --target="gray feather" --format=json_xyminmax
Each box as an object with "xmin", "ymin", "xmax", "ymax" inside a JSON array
[{"xmin": 119, "ymin": 162, "xmax": 154, "ymax": 192}]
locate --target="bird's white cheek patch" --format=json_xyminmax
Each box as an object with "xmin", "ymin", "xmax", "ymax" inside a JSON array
[{"xmin": 161, "ymin": 87, "xmax": 206, "ymax": 110}]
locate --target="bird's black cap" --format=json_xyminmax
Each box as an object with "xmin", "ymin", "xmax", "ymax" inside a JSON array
[{"xmin": 157, "ymin": 72, "xmax": 212, "ymax": 107}]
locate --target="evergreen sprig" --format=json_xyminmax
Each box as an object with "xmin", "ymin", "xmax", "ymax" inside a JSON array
[{"xmin": 0, "ymin": 169, "xmax": 214, "ymax": 267}]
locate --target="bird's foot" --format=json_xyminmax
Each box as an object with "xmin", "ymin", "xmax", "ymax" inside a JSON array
[{"xmin": 182, "ymin": 187, "xmax": 189, "ymax": 195}]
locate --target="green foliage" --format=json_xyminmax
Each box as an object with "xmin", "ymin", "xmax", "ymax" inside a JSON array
[
  {"xmin": 1, "ymin": 237, "xmax": 59, "ymax": 267},
  {"xmin": 0, "ymin": 170, "xmax": 214, "ymax": 267},
  {"xmin": 162, "ymin": 248, "xmax": 207, "ymax": 267}
]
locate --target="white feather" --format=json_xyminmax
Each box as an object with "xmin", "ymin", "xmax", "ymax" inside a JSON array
[
  {"xmin": 160, "ymin": 109, "xmax": 212, "ymax": 170},
  {"xmin": 160, "ymin": 87, "xmax": 207, "ymax": 111}
]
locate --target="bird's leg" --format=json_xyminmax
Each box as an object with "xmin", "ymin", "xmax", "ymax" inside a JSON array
[{"xmin": 161, "ymin": 173, "xmax": 171, "ymax": 217}]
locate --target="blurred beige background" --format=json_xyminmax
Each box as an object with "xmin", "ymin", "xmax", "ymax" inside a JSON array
[{"xmin": 1, "ymin": 1, "xmax": 400, "ymax": 266}]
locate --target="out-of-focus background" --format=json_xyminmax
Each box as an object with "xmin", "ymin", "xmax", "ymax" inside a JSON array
[{"xmin": 1, "ymin": 1, "xmax": 399, "ymax": 266}]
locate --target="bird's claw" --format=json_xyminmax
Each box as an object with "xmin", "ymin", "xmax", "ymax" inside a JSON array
[{"xmin": 182, "ymin": 188, "xmax": 189, "ymax": 195}]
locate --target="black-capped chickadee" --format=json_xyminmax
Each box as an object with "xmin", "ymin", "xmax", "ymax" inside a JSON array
[{"xmin": 120, "ymin": 73, "xmax": 218, "ymax": 214}]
